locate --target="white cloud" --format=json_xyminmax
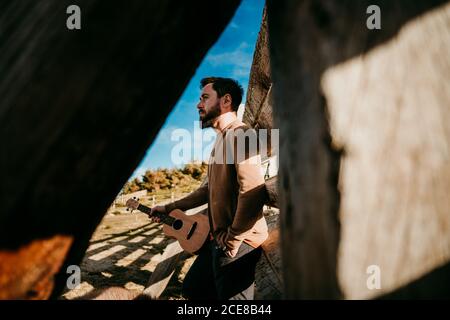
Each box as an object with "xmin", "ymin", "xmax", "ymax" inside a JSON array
[
  {"xmin": 232, "ymin": 67, "xmax": 250, "ymax": 78},
  {"xmin": 206, "ymin": 42, "xmax": 253, "ymax": 80},
  {"xmin": 230, "ymin": 22, "xmax": 239, "ymax": 29},
  {"xmin": 154, "ymin": 125, "xmax": 179, "ymax": 144},
  {"xmin": 207, "ymin": 42, "xmax": 251, "ymax": 68}
]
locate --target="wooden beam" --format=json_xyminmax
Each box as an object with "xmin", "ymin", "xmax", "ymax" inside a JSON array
[
  {"xmin": 267, "ymin": 0, "xmax": 449, "ymax": 299},
  {"xmin": 0, "ymin": 0, "xmax": 241, "ymax": 299}
]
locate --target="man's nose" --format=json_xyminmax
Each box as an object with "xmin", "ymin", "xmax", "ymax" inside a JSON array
[{"xmin": 197, "ymin": 101, "xmax": 203, "ymax": 109}]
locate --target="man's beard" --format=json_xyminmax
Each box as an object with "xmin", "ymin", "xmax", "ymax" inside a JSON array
[{"xmin": 199, "ymin": 103, "xmax": 221, "ymax": 129}]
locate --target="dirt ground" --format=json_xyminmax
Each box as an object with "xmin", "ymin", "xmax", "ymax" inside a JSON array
[
  {"xmin": 60, "ymin": 206, "xmax": 191, "ymax": 299},
  {"xmin": 60, "ymin": 201, "xmax": 281, "ymax": 300}
]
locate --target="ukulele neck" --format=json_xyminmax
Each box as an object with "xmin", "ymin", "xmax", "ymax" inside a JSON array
[{"xmin": 137, "ymin": 203, "xmax": 176, "ymax": 226}]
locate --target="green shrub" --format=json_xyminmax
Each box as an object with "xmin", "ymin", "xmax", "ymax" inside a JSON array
[{"xmin": 122, "ymin": 162, "xmax": 207, "ymax": 195}]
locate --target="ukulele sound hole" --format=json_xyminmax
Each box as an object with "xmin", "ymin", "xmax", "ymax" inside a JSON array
[
  {"xmin": 187, "ymin": 222, "xmax": 197, "ymax": 240},
  {"xmin": 172, "ymin": 219, "xmax": 183, "ymax": 230}
]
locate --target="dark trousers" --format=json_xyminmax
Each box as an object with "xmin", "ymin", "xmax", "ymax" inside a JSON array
[{"xmin": 182, "ymin": 240, "xmax": 262, "ymax": 300}]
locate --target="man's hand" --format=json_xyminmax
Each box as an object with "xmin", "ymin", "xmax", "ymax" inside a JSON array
[
  {"xmin": 149, "ymin": 205, "xmax": 166, "ymax": 223},
  {"xmin": 224, "ymin": 247, "xmax": 239, "ymax": 258},
  {"xmin": 215, "ymin": 230, "xmax": 241, "ymax": 258}
]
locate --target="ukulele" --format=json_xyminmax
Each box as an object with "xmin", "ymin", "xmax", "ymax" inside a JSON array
[{"xmin": 125, "ymin": 198, "xmax": 210, "ymax": 254}]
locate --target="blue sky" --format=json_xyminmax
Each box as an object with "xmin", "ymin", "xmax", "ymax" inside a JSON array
[{"xmin": 130, "ymin": 0, "xmax": 265, "ymax": 180}]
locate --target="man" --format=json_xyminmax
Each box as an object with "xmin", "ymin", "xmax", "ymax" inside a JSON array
[{"xmin": 151, "ymin": 77, "xmax": 268, "ymax": 300}]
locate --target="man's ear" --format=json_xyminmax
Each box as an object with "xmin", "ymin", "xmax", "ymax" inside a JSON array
[{"xmin": 221, "ymin": 93, "xmax": 233, "ymax": 111}]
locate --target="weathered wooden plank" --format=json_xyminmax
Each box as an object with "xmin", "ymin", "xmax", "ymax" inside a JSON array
[
  {"xmin": 264, "ymin": 176, "xmax": 278, "ymax": 209},
  {"xmin": 255, "ymin": 213, "xmax": 283, "ymax": 300},
  {"xmin": 267, "ymin": 0, "xmax": 449, "ymax": 299},
  {"xmin": 142, "ymin": 240, "xmax": 190, "ymax": 299},
  {"xmin": 243, "ymin": 7, "xmax": 275, "ymax": 159},
  {"xmin": 322, "ymin": 3, "xmax": 450, "ymax": 299},
  {"xmin": 0, "ymin": 235, "xmax": 73, "ymax": 299},
  {"xmin": 0, "ymin": 0, "xmax": 240, "ymax": 299},
  {"xmin": 243, "ymin": 7, "xmax": 272, "ymax": 131}
]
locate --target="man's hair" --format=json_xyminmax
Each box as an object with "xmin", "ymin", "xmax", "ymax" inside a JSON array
[{"xmin": 200, "ymin": 77, "xmax": 243, "ymax": 111}]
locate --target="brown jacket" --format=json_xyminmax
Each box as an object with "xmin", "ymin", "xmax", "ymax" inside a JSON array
[{"xmin": 165, "ymin": 113, "xmax": 268, "ymax": 251}]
